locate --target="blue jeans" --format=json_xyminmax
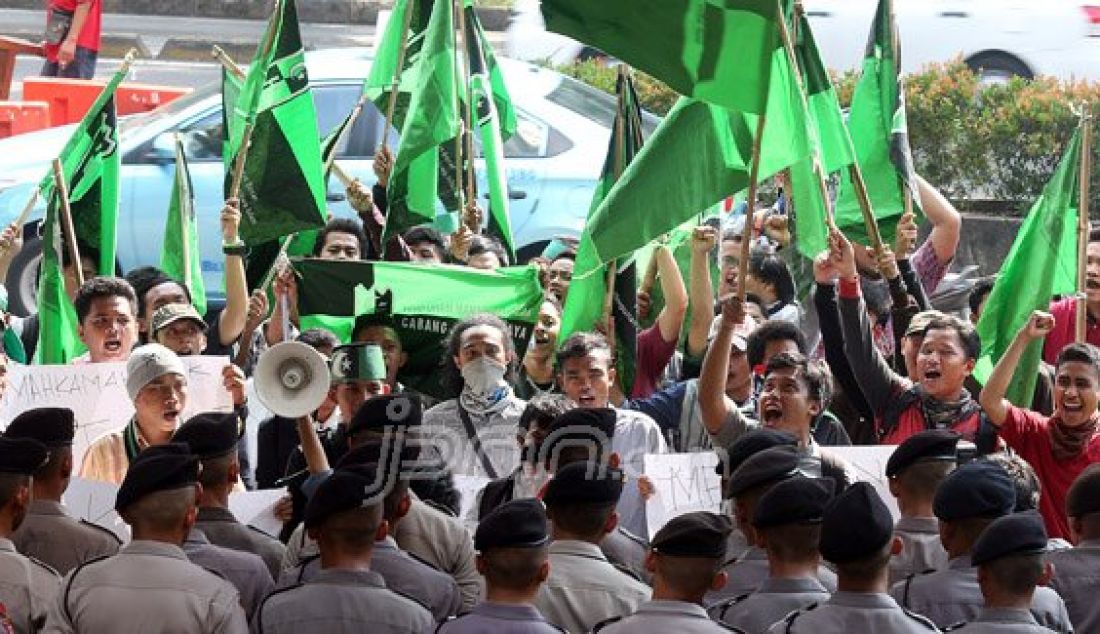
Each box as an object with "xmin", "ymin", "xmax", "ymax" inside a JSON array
[{"xmin": 40, "ymin": 45, "xmax": 98, "ymax": 80}]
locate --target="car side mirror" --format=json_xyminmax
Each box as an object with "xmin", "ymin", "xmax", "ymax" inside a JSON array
[{"xmin": 144, "ymin": 133, "xmax": 176, "ymax": 165}]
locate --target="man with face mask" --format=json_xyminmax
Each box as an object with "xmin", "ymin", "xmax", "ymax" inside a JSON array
[{"xmin": 421, "ymin": 314, "xmax": 527, "ymax": 480}]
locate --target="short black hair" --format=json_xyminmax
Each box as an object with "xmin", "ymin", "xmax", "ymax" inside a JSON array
[
  {"xmin": 1055, "ymin": 342, "xmax": 1100, "ymax": 378},
  {"xmin": 518, "ymin": 394, "xmax": 570, "ymax": 433},
  {"xmin": 968, "ymin": 277, "xmax": 996, "ymax": 318},
  {"xmin": 764, "ymin": 351, "xmax": 832, "ymax": 412},
  {"xmin": 467, "ymin": 234, "xmax": 509, "ymax": 266},
  {"xmin": 403, "ymin": 226, "xmax": 445, "ymax": 252},
  {"xmin": 979, "ymin": 453, "xmax": 1040, "ymax": 512},
  {"xmin": 746, "ymin": 319, "xmax": 806, "ymax": 368},
  {"xmin": 862, "ymin": 279, "xmax": 892, "ymax": 324},
  {"xmin": 74, "ymin": 276, "xmax": 138, "ymax": 323},
  {"xmin": 297, "ymin": 328, "xmax": 340, "ymax": 351},
  {"xmin": 441, "ymin": 313, "xmax": 517, "ymax": 396},
  {"xmin": 555, "ymin": 332, "xmax": 614, "ymax": 370},
  {"xmin": 922, "ymin": 315, "xmax": 980, "ymax": 361},
  {"xmin": 313, "ymin": 218, "xmax": 367, "ymax": 258},
  {"xmin": 130, "ymin": 272, "xmax": 192, "ymax": 321},
  {"xmin": 748, "ymin": 248, "xmax": 795, "ymax": 305}
]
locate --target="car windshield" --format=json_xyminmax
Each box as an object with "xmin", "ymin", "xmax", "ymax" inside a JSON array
[
  {"xmin": 119, "ymin": 81, "xmax": 220, "ymax": 137},
  {"xmin": 544, "ymin": 73, "xmax": 660, "ymax": 136}
]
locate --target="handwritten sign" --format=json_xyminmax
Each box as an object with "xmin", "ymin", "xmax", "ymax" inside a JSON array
[
  {"xmin": 228, "ymin": 488, "xmax": 287, "ymax": 538},
  {"xmin": 1, "ymin": 357, "xmax": 233, "ymax": 469},
  {"xmin": 644, "ymin": 452, "xmax": 723, "ymax": 537},
  {"xmin": 827, "ymin": 445, "xmax": 901, "ymax": 520}
]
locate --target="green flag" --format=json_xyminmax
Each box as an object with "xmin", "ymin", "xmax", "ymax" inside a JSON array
[
  {"xmin": 462, "ymin": 0, "xmax": 516, "ymax": 140},
  {"xmin": 160, "ymin": 137, "xmax": 207, "ymax": 315},
  {"xmin": 363, "ymin": 0, "xmax": 434, "ymax": 134},
  {"xmin": 221, "ymin": 67, "xmax": 242, "ymax": 174},
  {"xmin": 973, "ymin": 130, "xmax": 1080, "ymax": 406},
  {"xmin": 541, "ymin": 0, "xmax": 784, "ymax": 114},
  {"xmin": 34, "ymin": 190, "xmax": 86, "ymax": 365},
  {"xmin": 384, "ymin": 0, "xmax": 461, "ymax": 244},
  {"xmin": 293, "ymin": 258, "xmax": 543, "ymax": 399},
  {"xmin": 833, "ymin": 0, "xmax": 918, "ymax": 246},
  {"xmin": 226, "ymin": 0, "xmax": 327, "ymax": 245},
  {"xmin": 38, "ymin": 65, "xmax": 124, "ymax": 275},
  {"xmin": 584, "ymin": 49, "xmax": 810, "ymax": 268}
]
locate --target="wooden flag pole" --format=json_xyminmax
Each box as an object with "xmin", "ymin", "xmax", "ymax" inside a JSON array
[
  {"xmin": 259, "ymin": 233, "xmax": 296, "ymax": 293},
  {"xmin": 737, "ymin": 114, "xmax": 768, "ymax": 301},
  {"xmin": 330, "ymin": 162, "xmax": 355, "ymax": 188},
  {"xmin": 211, "ymin": 45, "xmax": 246, "ymax": 80},
  {"xmin": 455, "ymin": 0, "xmax": 476, "ymax": 207},
  {"xmin": 326, "ymin": 99, "xmax": 365, "ymax": 178},
  {"xmin": 51, "ymin": 158, "xmax": 84, "ymax": 288},
  {"xmin": 228, "ymin": 121, "xmax": 254, "ymax": 200},
  {"xmin": 848, "ymin": 162, "xmax": 886, "ymax": 253},
  {"xmin": 1077, "ymin": 103, "xmax": 1093, "ymax": 343},
  {"xmin": 380, "ymin": 0, "xmax": 416, "ymax": 150},
  {"xmin": 173, "ymin": 133, "xmax": 191, "ymax": 292}
]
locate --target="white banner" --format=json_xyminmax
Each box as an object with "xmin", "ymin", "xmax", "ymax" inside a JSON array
[
  {"xmin": 644, "ymin": 452, "xmax": 723, "ymax": 538},
  {"xmin": 826, "ymin": 445, "xmax": 901, "ymax": 520}
]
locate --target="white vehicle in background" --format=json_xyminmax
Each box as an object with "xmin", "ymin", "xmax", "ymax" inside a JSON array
[{"xmin": 509, "ymin": 0, "xmax": 1100, "ymax": 82}]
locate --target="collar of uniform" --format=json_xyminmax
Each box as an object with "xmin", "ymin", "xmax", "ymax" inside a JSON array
[
  {"xmin": 756, "ymin": 576, "xmax": 829, "ymax": 594},
  {"xmin": 29, "ymin": 499, "xmax": 67, "ymax": 517},
  {"xmin": 196, "ymin": 506, "xmax": 238, "ymax": 524},
  {"xmin": 122, "ymin": 539, "xmax": 190, "ymax": 561},
  {"xmin": 311, "ymin": 568, "xmax": 385, "ymax": 588},
  {"xmin": 634, "ymin": 600, "xmax": 710, "ymax": 620},
  {"xmin": 474, "ymin": 602, "xmax": 549, "ymax": 622},
  {"xmin": 0, "ymin": 537, "xmax": 15, "ymax": 553},
  {"xmin": 550, "ymin": 539, "xmax": 608, "ymax": 562},
  {"xmin": 976, "ymin": 607, "xmax": 1040, "ymax": 624},
  {"xmin": 948, "ymin": 554, "xmax": 973, "ymax": 570},
  {"xmin": 828, "ymin": 591, "xmax": 903, "ymax": 610},
  {"xmin": 184, "ymin": 528, "xmax": 212, "ymax": 546},
  {"xmin": 895, "ymin": 516, "xmax": 939, "ymax": 534}
]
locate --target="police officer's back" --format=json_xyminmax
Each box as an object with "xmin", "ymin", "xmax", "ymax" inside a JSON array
[
  {"xmin": 1048, "ymin": 464, "xmax": 1100, "ymax": 633},
  {"xmin": 45, "ymin": 444, "xmax": 247, "ymax": 633}
]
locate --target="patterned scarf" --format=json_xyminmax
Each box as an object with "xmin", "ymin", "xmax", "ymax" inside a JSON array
[
  {"xmin": 459, "ymin": 385, "xmax": 511, "ymax": 416},
  {"xmin": 1050, "ymin": 415, "xmax": 1100, "ymax": 461},
  {"xmin": 919, "ymin": 388, "xmax": 979, "ymax": 430}
]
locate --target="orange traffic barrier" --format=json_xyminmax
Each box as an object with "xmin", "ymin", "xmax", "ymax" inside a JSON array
[
  {"xmin": 22, "ymin": 77, "xmax": 191, "ymax": 127},
  {"xmin": 0, "ymin": 100, "xmax": 50, "ymax": 138}
]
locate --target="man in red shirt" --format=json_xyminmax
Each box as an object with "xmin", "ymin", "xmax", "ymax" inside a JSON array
[
  {"xmin": 1042, "ymin": 228, "xmax": 1100, "ymax": 363},
  {"xmin": 41, "ymin": 0, "xmax": 101, "ymax": 79},
  {"xmin": 980, "ymin": 310, "xmax": 1100, "ymax": 540}
]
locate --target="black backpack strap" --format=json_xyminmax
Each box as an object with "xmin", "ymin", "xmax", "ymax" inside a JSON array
[{"xmin": 457, "ymin": 405, "xmax": 499, "ymax": 479}]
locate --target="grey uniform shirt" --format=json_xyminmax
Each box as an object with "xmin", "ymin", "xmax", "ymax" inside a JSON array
[
  {"xmin": 421, "ymin": 395, "xmax": 526, "ymax": 479},
  {"xmin": 0, "ymin": 537, "xmax": 59, "ymax": 634},
  {"xmin": 534, "ymin": 540, "xmax": 651, "ymax": 634},
  {"xmin": 1048, "ymin": 539, "xmax": 1100, "ymax": 633},
  {"xmin": 710, "ymin": 576, "xmax": 831, "ymax": 633},
  {"xmin": 11, "ymin": 500, "xmax": 121, "ymax": 576},
  {"xmin": 890, "ymin": 556, "xmax": 1071, "ymax": 632},
  {"xmin": 45, "ymin": 539, "xmax": 247, "ymax": 634},
  {"xmin": 890, "ymin": 516, "xmax": 949, "ymax": 585},
  {"xmin": 253, "ymin": 568, "xmax": 433, "ymax": 634},
  {"xmin": 594, "ymin": 600, "xmax": 738, "ymax": 633},
  {"xmin": 436, "ymin": 602, "xmax": 564, "ymax": 634},
  {"xmin": 194, "ymin": 506, "xmax": 285, "ymax": 581},
  {"xmin": 183, "ymin": 529, "xmax": 274, "ymax": 622},
  {"xmin": 767, "ymin": 591, "xmax": 940, "ymax": 633},
  {"xmin": 947, "ymin": 607, "xmax": 1057, "ymax": 633},
  {"xmin": 599, "ymin": 527, "xmax": 650, "ymax": 584},
  {"xmin": 705, "ymin": 546, "xmax": 838, "ymax": 605}
]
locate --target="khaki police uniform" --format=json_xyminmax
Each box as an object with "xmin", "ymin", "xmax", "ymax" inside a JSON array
[
  {"xmin": 0, "ymin": 537, "xmax": 59, "ymax": 634},
  {"xmin": 11, "ymin": 500, "xmax": 120, "ymax": 576},
  {"xmin": 1048, "ymin": 539, "xmax": 1100, "ymax": 633},
  {"xmin": 710, "ymin": 577, "xmax": 831, "ymax": 633},
  {"xmin": 944, "ymin": 607, "xmax": 1056, "ymax": 633},
  {"xmin": 194, "ymin": 506, "xmax": 285, "ymax": 581},
  {"xmin": 706, "ymin": 546, "xmax": 837, "ymax": 605},
  {"xmin": 183, "ymin": 529, "xmax": 274, "ymax": 622},
  {"xmin": 437, "ymin": 602, "xmax": 564, "ymax": 634},
  {"xmin": 595, "ymin": 600, "xmax": 741, "ymax": 633},
  {"xmin": 768, "ymin": 591, "xmax": 939, "ymax": 633},
  {"xmin": 890, "ymin": 516, "xmax": 949, "ymax": 585},
  {"xmin": 534, "ymin": 540, "xmax": 651, "ymax": 634}
]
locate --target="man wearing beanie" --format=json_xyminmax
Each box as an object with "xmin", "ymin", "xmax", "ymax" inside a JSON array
[
  {"xmin": 439, "ymin": 498, "xmax": 561, "ymax": 633},
  {"xmin": 1049, "ymin": 464, "xmax": 1100, "ymax": 632},
  {"xmin": 7, "ymin": 407, "xmax": 121, "ymax": 574},
  {"xmin": 890, "ymin": 462, "xmax": 1070, "ymax": 632},
  {"xmin": 46, "ymin": 444, "xmax": 247, "ymax": 632},
  {"xmin": 712, "ymin": 477, "xmax": 833, "ymax": 633},
  {"xmin": 0, "ymin": 434, "xmax": 59, "ymax": 633},
  {"xmin": 951, "ymin": 511, "xmax": 1056, "ymax": 632},
  {"xmin": 768, "ymin": 482, "xmax": 938, "ymax": 633},
  {"xmin": 594, "ymin": 511, "xmax": 735, "ymax": 633}
]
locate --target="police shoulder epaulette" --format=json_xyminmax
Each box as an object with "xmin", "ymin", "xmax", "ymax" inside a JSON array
[
  {"xmin": 387, "ymin": 585, "xmax": 434, "ymax": 613},
  {"xmin": 902, "ymin": 608, "xmax": 940, "ymax": 631},
  {"xmin": 62, "ymin": 554, "xmax": 112, "ymax": 623},
  {"xmin": 407, "ymin": 549, "xmax": 447, "ymax": 573},
  {"xmin": 901, "ymin": 569, "xmax": 935, "ymax": 607},
  {"xmin": 713, "ymin": 591, "xmax": 754, "ymax": 620},
  {"xmin": 610, "ymin": 561, "xmax": 644, "ymax": 583},
  {"xmin": 254, "ymin": 582, "xmax": 305, "ymax": 634},
  {"xmin": 78, "ymin": 519, "xmax": 123, "ymax": 545},
  {"xmin": 591, "ymin": 615, "xmax": 624, "ymax": 632},
  {"xmin": 295, "ymin": 554, "xmax": 320, "ymax": 584},
  {"xmin": 247, "ymin": 524, "xmax": 278, "ymax": 540},
  {"xmin": 783, "ymin": 602, "xmax": 819, "ymax": 634},
  {"xmin": 717, "ymin": 620, "xmax": 747, "ymax": 633},
  {"xmin": 27, "ymin": 555, "xmax": 59, "ymax": 578},
  {"xmin": 433, "ymin": 612, "xmax": 467, "ymax": 633},
  {"xmin": 616, "ymin": 527, "xmax": 649, "ymax": 548}
]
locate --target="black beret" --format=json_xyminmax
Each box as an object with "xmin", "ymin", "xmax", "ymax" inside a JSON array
[
  {"xmin": 753, "ymin": 476, "xmax": 835, "ymax": 528},
  {"xmin": 347, "ymin": 393, "xmax": 422, "ymax": 438},
  {"xmin": 886, "ymin": 429, "xmax": 960, "ymax": 478},
  {"xmin": 0, "ymin": 435, "xmax": 49, "ymax": 474},
  {"xmin": 540, "ymin": 408, "xmax": 617, "ymax": 464},
  {"xmin": 820, "ymin": 481, "xmax": 894, "ymax": 564},
  {"xmin": 4, "ymin": 408, "xmax": 75, "ymax": 448},
  {"xmin": 726, "ymin": 445, "xmax": 802, "ymax": 499},
  {"xmin": 304, "ymin": 465, "xmax": 385, "ymax": 529},
  {"xmin": 475, "ymin": 498, "xmax": 549, "ymax": 552},
  {"xmin": 716, "ymin": 428, "xmax": 799, "ymax": 476},
  {"xmin": 115, "ymin": 443, "xmax": 199, "ymax": 512},
  {"xmin": 933, "ymin": 461, "xmax": 1015, "ymax": 522},
  {"xmin": 971, "ymin": 511, "xmax": 1049, "ymax": 566},
  {"xmin": 336, "ymin": 438, "xmax": 419, "ymax": 471},
  {"xmin": 651, "ymin": 511, "xmax": 732, "ymax": 558},
  {"xmin": 171, "ymin": 412, "xmax": 242, "ymax": 459},
  {"xmin": 543, "ymin": 461, "xmax": 624, "ymax": 506},
  {"xmin": 1067, "ymin": 464, "xmax": 1100, "ymax": 517}
]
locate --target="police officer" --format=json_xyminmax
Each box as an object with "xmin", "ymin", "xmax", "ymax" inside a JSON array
[
  {"xmin": 1049, "ymin": 464, "xmax": 1100, "ymax": 632},
  {"xmin": 595, "ymin": 512, "xmax": 740, "ymax": 633},
  {"xmin": 181, "ymin": 518, "xmax": 274, "ymax": 621},
  {"xmin": 890, "ymin": 462, "xmax": 1070, "ymax": 632},
  {"xmin": 535, "ymin": 461, "xmax": 651, "ymax": 633},
  {"xmin": 46, "ymin": 443, "xmax": 247, "ymax": 633},
  {"xmin": 253, "ymin": 465, "xmax": 434, "ymax": 634},
  {"xmin": 712, "ymin": 476, "xmax": 834, "ymax": 632},
  {"xmin": 438, "ymin": 498, "xmax": 563, "ymax": 633},
  {"xmin": 885, "ymin": 430, "xmax": 959, "ymax": 583},
  {"xmin": 0, "ymin": 434, "xmax": 59, "ymax": 633},
  {"xmin": 769, "ymin": 482, "xmax": 939, "ymax": 633},
  {"xmin": 171, "ymin": 411, "xmax": 286, "ymax": 579},
  {"xmin": 707, "ymin": 445, "xmax": 837, "ymax": 606},
  {"xmin": 7, "ymin": 407, "xmax": 121, "ymax": 574},
  {"xmin": 947, "ymin": 511, "xmax": 1056, "ymax": 632}
]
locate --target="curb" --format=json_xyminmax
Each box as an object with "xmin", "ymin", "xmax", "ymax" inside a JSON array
[{"xmin": 157, "ymin": 39, "xmax": 258, "ymax": 63}]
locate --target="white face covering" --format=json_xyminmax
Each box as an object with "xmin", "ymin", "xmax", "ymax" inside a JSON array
[{"xmin": 460, "ymin": 356, "xmax": 508, "ymax": 396}]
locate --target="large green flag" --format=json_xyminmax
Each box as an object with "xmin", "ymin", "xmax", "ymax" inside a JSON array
[
  {"xmin": 226, "ymin": 0, "xmax": 327, "ymax": 245},
  {"xmin": 293, "ymin": 258, "xmax": 543, "ymax": 399},
  {"xmin": 833, "ymin": 0, "xmax": 918, "ymax": 246},
  {"xmin": 160, "ymin": 137, "xmax": 207, "ymax": 315},
  {"xmin": 221, "ymin": 67, "xmax": 242, "ymax": 174},
  {"xmin": 973, "ymin": 130, "xmax": 1080, "ymax": 406},
  {"xmin": 541, "ymin": 0, "xmax": 783, "ymax": 115},
  {"xmin": 38, "ymin": 64, "xmax": 124, "ymax": 276},
  {"xmin": 384, "ymin": 0, "xmax": 461, "ymax": 244},
  {"xmin": 34, "ymin": 190, "xmax": 86, "ymax": 365},
  {"xmin": 584, "ymin": 49, "xmax": 810, "ymax": 268},
  {"xmin": 462, "ymin": 0, "xmax": 516, "ymax": 140},
  {"xmin": 363, "ymin": 0, "xmax": 434, "ymax": 133}
]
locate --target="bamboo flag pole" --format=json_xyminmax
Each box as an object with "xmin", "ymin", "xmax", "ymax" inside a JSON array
[
  {"xmin": 211, "ymin": 45, "xmax": 246, "ymax": 80},
  {"xmin": 448, "ymin": 0, "xmax": 466, "ymax": 213},
  {"xmin": 381, "ymin": 0, "xmax": 415, "ymax": 150},
  {"xmin": 1077, "ymin": 103, "xmax": 1093, "ymax": 343},
  {"xmin": 259, "ymin": 233, "xmax": 297, "ymax": 293},
  {"xmin": 330, "ymin": 162, "xmax": 354, "ymax": 188},
  {"xmin": 455, "ymin": 0, "xmax": 476, "ymax": 207},
  {"xmin": 50, "ymin": 159, "xmax": 84, "ymax": 288},
  {"xmin": 326, "ymin": 99, "xmax": 365, "ymax": 178},
  {"xmin": 228, "ymin": 121, "xmax": 254, "ymax": 200},
  {"xmin": 737, "ymin": 114, "xmax": 768, "ymax": 301},
  {"xmin": 173, "ymin": 133, "xmax": 191, "ymax": 294}
]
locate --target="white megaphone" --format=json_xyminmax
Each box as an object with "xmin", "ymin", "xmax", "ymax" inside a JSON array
[{"xmin": 254, "ymin": 341, "xmax": 330, "ymax": 419}]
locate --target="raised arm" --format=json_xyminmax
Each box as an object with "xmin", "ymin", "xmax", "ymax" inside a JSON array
[
  {"xmin": 686, "ymin": 226, "xmax": 717, "ymax": 358},
  {"xmin": 979, "ymin": 310, "xmax": 1054, "ymax": 426},
  {"xmin": 218, "ymin": 198, "xmax": 249, "ymax": 346},
  {"xmin": 699, "ymin": 295, "xmax": 744, "ymax": 435},
  {"xmin": 654, "ymin": 244, "xmax": 688, "ymax": 344},
  {"xmin": 915, "ymin": 174, "xmax": 961, "ymax": 264}
]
